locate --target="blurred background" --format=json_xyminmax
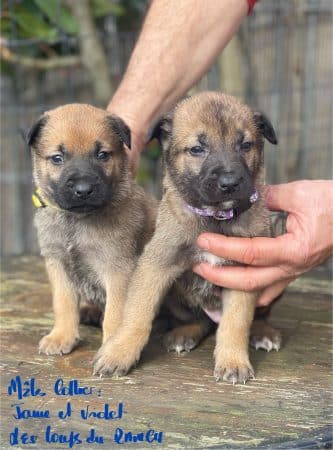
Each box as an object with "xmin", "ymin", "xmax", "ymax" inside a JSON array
[{"xmin": 1, "ymin": 0, "xmax": 332, "ymax": 255}]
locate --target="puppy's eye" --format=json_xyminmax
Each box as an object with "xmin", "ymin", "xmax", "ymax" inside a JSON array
[
  {"xmin": 240, "ymin": 142, "xmax": 253, "ymax": 152},
  {"xmin": 189, "ymin": 146, "xmax": 205, "ymax": 156},
  {"xmin": 50, "ymin": 154, "xmax": 64, "ymax": 165},
  {"xmin": 96, "ymin": 151, "xmax": 111, "ymax": 161}
]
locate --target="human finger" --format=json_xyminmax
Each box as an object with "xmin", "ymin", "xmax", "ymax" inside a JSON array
[
  {"xmin": 264, "ymin": 183, "xmax": 304, "ymax": 212},
  {"xmin": 256, "ymin": 279, "xmax": 293, "ymax": 306},
  {"xmin": 197, "ymin": 232, "xmax": 296, "ymax": 267},
  {"xmin": 192, "ymin": 262, "xmax": 293, "ymax": 292}
]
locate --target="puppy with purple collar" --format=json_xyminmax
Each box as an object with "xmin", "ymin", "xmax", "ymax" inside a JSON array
[{"xmin": 93, "ymin": 92, "xmax": 281, "ymax": 383}]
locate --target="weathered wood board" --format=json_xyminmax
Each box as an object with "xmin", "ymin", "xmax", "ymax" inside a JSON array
[{"xmin": 0, "ymin": 256, "xmax": 332, "ymax": 449}]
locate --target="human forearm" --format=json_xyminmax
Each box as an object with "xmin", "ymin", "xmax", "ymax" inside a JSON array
[{"xmin": 107, "ymin": 0, "xmax": 248, "ymax": 150}]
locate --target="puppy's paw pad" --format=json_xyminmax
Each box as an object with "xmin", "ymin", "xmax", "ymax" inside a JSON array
[
  {"xmin": 39, "ymin": 332, "xmax": 80, "ymax": 356},
  {"xmin": 214, "ymin": 364, "xmax": 255, "ymax": 384},
  {"xmin": 250, "ymin": 333, "xmax": 281, "ymax": 352},
  {"xmin": 163, "ymin": 332, "xmax": 198, "ymax": 354}
]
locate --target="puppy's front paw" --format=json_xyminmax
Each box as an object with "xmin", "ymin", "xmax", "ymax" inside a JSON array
[
  {"xmin": 214, "ymin": 363, "xmax": 255, "ymax": 384},
  {"xmin": 39, "ymin": 330, "xmax": 80, "ymax": 355},
  {"xmin": 93, "ymin": 336, "xmax": 143, "ymax": 377},
  {"xmin": 214, "ymin": 351, "xmax": 254, "ymax": 384}
]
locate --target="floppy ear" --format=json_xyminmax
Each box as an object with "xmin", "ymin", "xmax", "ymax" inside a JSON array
[
  {"xmin": 253, "ymin": 111, "xmax": 278, "ymax": 145},
  {"xmin": 26, "ymin": 115, "xmax": 48, "ymax": 147},
  {"xmin": 106, "ymin": 115, "xmax": 131, "ymax": 149},
  {"xmin": 150, "ymin": 113, "xmax": 173, "ymax": 149}
]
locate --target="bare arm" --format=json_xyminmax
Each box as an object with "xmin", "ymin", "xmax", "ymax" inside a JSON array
[{"xmin": 107, "ymin": 0, "xmax": 248, "ymax": 171}]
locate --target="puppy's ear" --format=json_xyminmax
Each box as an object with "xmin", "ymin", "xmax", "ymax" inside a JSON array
[
  {"xmin": 26, "ymin": 115, "xmax": 48, "ymax": 147},
  {"xmin": 150, "ymin": 113, "xmax": 173, "ymax": 149},
  {"xmin": 253, "ymin": 111, "xmax": 278, "ymax": 145},
  {"xmin": 106, "ymin": 115, "xmax": 131, "ymax": 149}
]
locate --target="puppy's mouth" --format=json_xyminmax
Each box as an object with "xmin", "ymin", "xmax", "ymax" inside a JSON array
[
  {"xmin": 187, "ymin": 189, "xmax": 259, "ymax": 220},
  {"xmin": 54, "ymin": 191, "xmax": 111, "ymax": 214},
  {"xmin": 65, "ymin": 203, "xmax": 104, "ymax": 214},
  {"xmin": 196, "ymin": 189, "xmax": 255, "ymax": 211}
]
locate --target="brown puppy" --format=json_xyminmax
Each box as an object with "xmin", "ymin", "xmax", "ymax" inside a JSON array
[
  {"xmin": 28, "ymin": 104, "xmax": 157, "ymax": 367},
  {"xmin": 93, "ymin": 92, "xmax": 281, "ymax": 383}
]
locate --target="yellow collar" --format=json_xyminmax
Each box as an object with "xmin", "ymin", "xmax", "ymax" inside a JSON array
[{"xmin": 32, "ymin": 188, "xmax": 61, "ymax": 211}]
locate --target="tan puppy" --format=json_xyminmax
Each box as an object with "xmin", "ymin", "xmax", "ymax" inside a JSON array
[
  {"xmin": 28, "ymin": 104, "xmax": 157, "ymax": 370},
  {"xmin": 93, "ymin": 92, "xmax": 281, "ymax": 383}
]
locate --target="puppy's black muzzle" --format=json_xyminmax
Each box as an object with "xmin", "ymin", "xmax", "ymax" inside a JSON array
[
  {"xmin": 52, "ymin": 163, "xmax": 112, "ymax": 213},
  {"xmin": 198, "ymin": 164, "xmax": 253, "ymax": 207},
  {"xmin": 67, "ymin": 177, "xmax": 95, "ymax": 200},
  {"xmin": 217, "ymin": 172, "xmax": 243, "ymax": 194}
]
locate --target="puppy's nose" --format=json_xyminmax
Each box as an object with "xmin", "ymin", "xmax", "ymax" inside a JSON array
[
  {"xmin": 73, "ymin": 180, "xmax": 94, "ymax": 198},
  {"xmin": 217, "ymin": 172, "xmax": 241, "ymax": 193}
]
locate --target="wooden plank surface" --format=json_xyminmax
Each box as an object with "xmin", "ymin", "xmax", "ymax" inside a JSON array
[{"xmin": 0, "ymin": 256, "xmax": 332, "ymax": 449}]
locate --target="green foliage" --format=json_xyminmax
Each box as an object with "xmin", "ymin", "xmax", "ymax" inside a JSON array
[
  {"xmin": 1, "ymin": 0, "xmax": 146, "ymax": 42},
  {"xmin": 1, "ymin": 0, "xmax": 59, "ymax": 39},
  {"xmin": 33, "ymin": 0, "xmax": 79, "ymax": 35},
  {"xmin": 90, "ymin": 0, "xmax": 125, "ymax": 18},
  {"xmin": 136, "ymin": 142, "xmax": 162, "ymax": 190},
  {"xmin": 146, "ymin": 142, "xmax": 162, "ymax": 161}
]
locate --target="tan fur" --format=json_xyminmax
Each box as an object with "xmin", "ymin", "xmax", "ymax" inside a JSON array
[
  {"xmin": 39, "ymin": 259, "xmax": 80, "ymax": 355},
  {"xmin": 214, "ymin": 290, "xmax": 257, "ymax": 383},
  {"xmin": 102, "ymin": 271, "xmax": 135, "ymax": 343},
  {"xmin": 32, "ymin": 105, "xmax": 128, "ymax": 204},
  {"xmin": 31, "ymin": 104, "xmax": 157, "ymax": 367},
  {"xmin": 40, "ymin": 104, "xmax": 120, "ymax": 154},
  {"xmin": 93, "ymin": 93, "xmax": 279, "ymax": 382}
]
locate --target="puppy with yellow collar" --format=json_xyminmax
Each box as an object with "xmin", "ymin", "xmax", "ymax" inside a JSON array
[{"xmin": 28, "ymin": 104, "xmax": 157, "ymax": 371}]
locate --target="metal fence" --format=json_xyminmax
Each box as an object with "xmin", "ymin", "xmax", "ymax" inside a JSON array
[{"xmin": 1, "ymin": 0, "xmax": 332, "ymax": 255}]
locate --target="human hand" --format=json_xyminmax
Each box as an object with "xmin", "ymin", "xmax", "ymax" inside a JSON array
[{"xmin": 193, "ymin": 181, "xmax": 333, "ymax": 306}]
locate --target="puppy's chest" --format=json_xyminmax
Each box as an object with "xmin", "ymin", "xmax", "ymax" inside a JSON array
[
  {"xmin": 177, "ymin": 246, "xmax": 234, "ymax": 308},
  {"xmin": 36, "ymin": 211, "xmax": 106, "ymax": 303},
  {"xmin": 65, "ymin": 242, "xmax": 106, "ymax": 304}
]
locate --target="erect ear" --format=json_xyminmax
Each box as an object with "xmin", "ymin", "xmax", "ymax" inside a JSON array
[
  {"xmin": 253, "ymin": 111, "xmax": 278, "ymax": 145},
  {"xmin": 106, "ymin": 115, "xmax": 131, "ymax": 149},
  {"xmin": 150, "ymin": 113, "xmax": 173, "ymax": 149},
  {"xmin": 26, "ymin": 115, "xmax": 48, "ymax": 147}
]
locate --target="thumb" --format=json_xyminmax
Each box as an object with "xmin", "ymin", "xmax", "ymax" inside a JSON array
[
  {"xmin": 257, "ymin": 278, "xmax": 292, "ymax": 306},
  {"xmin": 264, "ymin": 183, "xmax": 299, "ymax": 213}
]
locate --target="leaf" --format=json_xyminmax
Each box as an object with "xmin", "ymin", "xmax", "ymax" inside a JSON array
[
  {"xmin": 0, "ymin": 17, "xmax": 12, "ymax": 36},
  {"xmin": 32, "ymin": 0, "xmax": 79, "ymax": 35},
  {"xmin": 12, "ymin": 10, "xmax": 58, "ymax": 39},
  {"xmin": 90, "ymin": 0, "xmax": 125, "ymax": 18}
]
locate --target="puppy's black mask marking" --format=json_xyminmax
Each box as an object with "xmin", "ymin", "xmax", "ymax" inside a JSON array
[
  {"xmin": 153, "ymin": 107, "xmax": 277, "ymax": 214},
  {"xmin": 50, "ymin": 157, "xmax": 112, "ymax": 213},
  {"xmin": 27, "ymin": 111, "xmax": 132, "ymax": 214}
]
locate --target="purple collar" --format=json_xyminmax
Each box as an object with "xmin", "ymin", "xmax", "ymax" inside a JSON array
[{"xmin": 186, "ymin": 189, "xmax": 259, "ymax": 221}]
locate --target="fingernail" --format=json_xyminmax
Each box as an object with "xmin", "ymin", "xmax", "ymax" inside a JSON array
[{"xmin": 197, "ymin": 236, "xmax": 210, "ymax": 250}]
